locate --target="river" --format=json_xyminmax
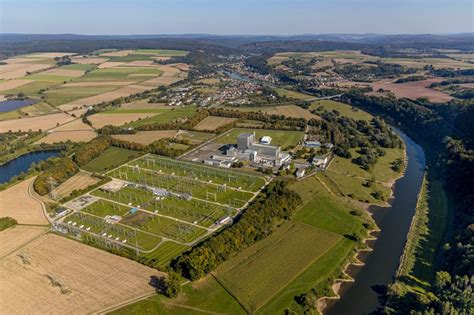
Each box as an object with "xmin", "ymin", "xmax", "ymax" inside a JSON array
[
  {"xmin": 0, "ymin": 150, "xmax": 61, "ymax": 184},
  {"xmin": 325, "ymin": 130, "xmax": 426, "ymax": 315}
]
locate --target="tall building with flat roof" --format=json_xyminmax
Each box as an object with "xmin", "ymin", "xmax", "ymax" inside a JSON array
[{"xmin": 237, "ymin": 132, "xmax": 255, "ymax": 151}]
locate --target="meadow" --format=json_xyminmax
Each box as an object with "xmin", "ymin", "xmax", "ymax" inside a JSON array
[
  {"xmin": 82, "ymin": 147, "xmax": 142, "ymax": 173},
  {"xmin": 311, "ymin": 99, "xmax": 373, "ymax": 121},
  {"xmin": 215, "ymin": 222, "xmax": 341, "ymax": 312}
]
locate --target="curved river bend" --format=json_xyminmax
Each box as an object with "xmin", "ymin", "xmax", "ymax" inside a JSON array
[{"xmin": 326, "ymin": 130, "xmax": 426, "ymax": 315}]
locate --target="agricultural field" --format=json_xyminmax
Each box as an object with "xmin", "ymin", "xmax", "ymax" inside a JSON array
[
  {"xmin": 215, "ymin": 222, "xmax": 341, "ymax": 312},
  {"xmin": 51, "ymin": 172, "xmax": 100, "ymax": 199},
  {"xmin": 194, "ymin": 116, "xmax": 236, "ymax": 131},
  {"xmin": 0, "ymin": 226, "xmax": 47, "ymax": 258},
  {"xmin": 36, "ymin": 118, "xmax": 97, "ymax": 143},
  {"xmin": 0, "ymin": 234, "xmax": 160, "ymax": 314},
  {"xmin": 370, "ymin": 79, "xmax": 453, "ymax": 103},
  {"xmin": 260, "ymin": 104, "xmax": 319, "ymax": 120},
  {"xmin": 82, "ymin": 147, "xmax": 143, "ymax": 173},
  {"xmin": 0, "ymin": 51, "xmax": 190, "ymax": 135},
  {"xmin": 215, "ymin": 128, "xmax": 304, "ymax": 149},
  {"xmin": 111, "ymin": 130, "xmax": 179, "ymax": 145},
  {"xmin": 0, "ymin": 177, "xmax": 48, "ymax": 225},
  {"xmin": 112, "ymin": 276, "xmax": 246, "ymax": 315},
  {"xmin": 0, "ymin": 112, "xmax": 75, "ymax": 132},
  {"xmin": 88, "ymin": 112, "xmax": 157, "ymax": 129},
  {"xmin": 124, "ymin": 106, "xmax": 198, "ymax": 127}
]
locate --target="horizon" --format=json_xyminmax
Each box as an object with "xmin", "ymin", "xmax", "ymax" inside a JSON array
[{"xmin": 1, "ymin": 0, "xmax": 472, "ymax": 35}]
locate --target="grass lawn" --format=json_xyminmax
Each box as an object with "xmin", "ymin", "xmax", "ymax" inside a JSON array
[
  {"xmin": 215, "ymin": 222, "xmax": 341, "ymax": 312},
  {"xmin": 292, "ymin": 176, "xmax": 364, "ymax": 235},
  {"xmin": 326, "ymin": 171, "xmax": 390, "ymax": 205},
  {"xmin": 126, "ymin": 106, "xmax": 197, "ymax": 126},
  {"xmin": 260, "ymin": 238, "xmax": 354, "ymax": 314},
  {"xmin": 82, "ymin": 147, "xmax": 142, "ymax": 173},
  {"xmin": 111, "ymin": 276, "xmax": 245, "ymax": 315},
  {"xmin": 330, "ymin": 147, "xmax": 405, "ymax": 183},
  {"xmin": 311, "ymin": 100, "xmax": 373, "ymax": 121},
  {"xmin": 81, "ymin": 199, "xmax": 130, "ymax": 218},
  {"xmin": 215, "ymin": 128, "xmax": 303, "ymax": 150},
  {"xmin": 143, "ymin": 241, "xmax": 190, "ymax": 269}
]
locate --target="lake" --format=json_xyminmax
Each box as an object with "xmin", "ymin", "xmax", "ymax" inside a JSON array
[
  {"xmin": 0, "ymin": 150, "xmax": 61, "ymax": 184},
  {"xmin": 0, "ymin": 99, "xmax": 38, "ymax": 112},
  {"xmin": 325, "ymin": 129, "xmax": 426, "ymax": 315}
]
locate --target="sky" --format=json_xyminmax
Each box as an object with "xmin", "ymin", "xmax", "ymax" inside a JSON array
[{"xmin": 0, "ymin": 0, "xmax": 472, "ymax": 35}]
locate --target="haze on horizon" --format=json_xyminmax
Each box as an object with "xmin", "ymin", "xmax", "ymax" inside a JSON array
[{"xmin": 0, "ymin": 0, "xmax": 472, "ymax": 36}]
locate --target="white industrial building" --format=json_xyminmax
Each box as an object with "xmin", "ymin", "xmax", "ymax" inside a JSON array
[{"xmin": 226, "ymin": 132, "xmax": 291, "ymax": 167}]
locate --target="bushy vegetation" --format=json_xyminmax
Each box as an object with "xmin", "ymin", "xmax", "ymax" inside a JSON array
[
  {"xmin": 334, "ymin": 61, "xmax": 416, "ymax": 81},
  {"xmin": 33, "ymin": 157, "xmax": 79, "ymax": 195},
  {"xmin": 172, "ymin": 180, "xmax": 302, "ymax": 280},
  {"xmin": 0, "ymin": 217, "xmax": 18, "ymax": 231},
  {"xmin": 73, "ymin": 136, "xmax": 112, "ymax": 166}
]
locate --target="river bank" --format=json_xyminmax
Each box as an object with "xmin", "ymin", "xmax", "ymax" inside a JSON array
[{"xmin": 322, "ymin": 129, "xmax": 426, "ymax": 315}]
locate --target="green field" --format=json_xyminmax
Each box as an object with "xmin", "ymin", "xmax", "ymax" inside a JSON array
[
  {"xmin": 82, "ymin": 147, "xmax": 142, "ymax": 173},
  {"xmin": 311, "ymin": 100, "xmax": 373, "ymax": 121},
  {"xmin": 329, "ymin": 147, "xmax": 405, "ymax": 183},
  {"xmin": 215, "ymin": 222, "xmax": 341, "ymax": 312},
  {"xmin": 81, "ymin": 199, "xmax": 130, "ymax": 218},
  {"xmin": 143, "ymin": 241, "xmax": 190, "ymax": 269},
  {"xmin": 324, "ymin": 146, "xmax": 405, "ymax": 205},
  {"xmin": 293, "ymin": 179, "xmax": 363, "ymax": 235},
  {"xmin": 275, "ymin": 88, "xmax": 314, "ymax": 100},
  {"xmin": 125, "ymin": 106, "xmax": 197, "ymax": 126},
  {"xmin": 215, "ymin": 128, "xmax": 303, "ymax": 149},
  {"xmin": 77, "ymin": 67, "xmax": 162, "ymax": 82},
  {"xmin": 111, "ymin": 276, "xmax": 245, "ymax": 315},
  {"xmin": 43, "ymin": 86, "xmax": 119, "ymax": 106}
]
